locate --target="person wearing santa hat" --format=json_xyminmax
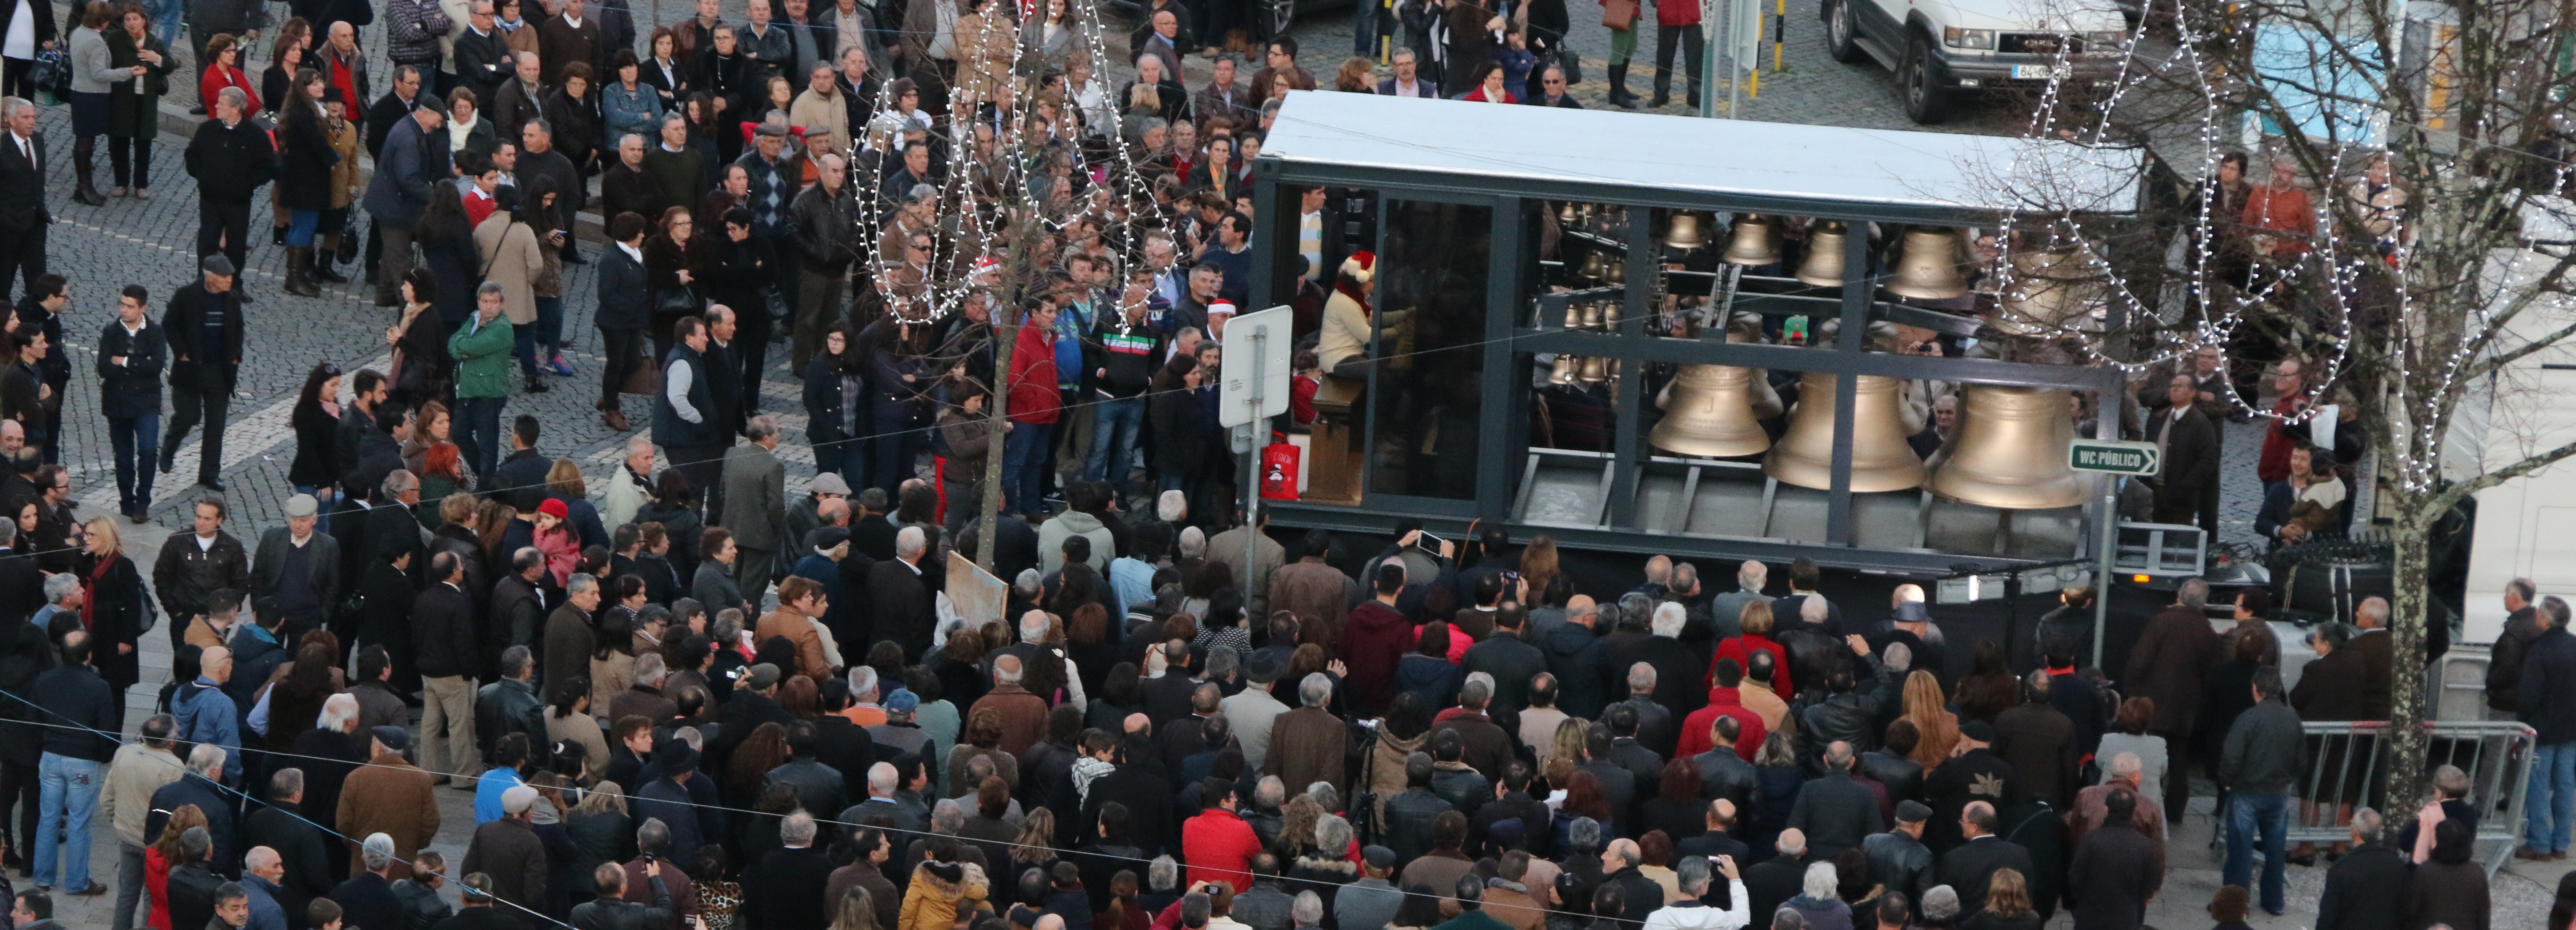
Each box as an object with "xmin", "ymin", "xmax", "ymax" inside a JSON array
[{"xmin": 1318, "ymin": 251, "xmax": 1377, "ymax": 379}]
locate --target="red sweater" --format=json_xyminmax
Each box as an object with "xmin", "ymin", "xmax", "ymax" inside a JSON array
[
  {"xmin": 1714, "ymin": 634, "xmax": 1794, "ymax": 700},
  {"xmin": 1181, "ymin": 807, "xmax": 1263, "ymax": 892},
  {"xmin": 1008, "ymin": 324, "xmax": 1063, "ymax": 424},
  {"xmin": 201, "ymin": 65, "xmax": 262, "ymax": 116},
  {"xmin": 1340, "ymin": 600, "xmax": 1414, "ymax": 714},
  {"xmin": 1676, "ymin": 687, "xmax": 1768, "ymax": 761}
]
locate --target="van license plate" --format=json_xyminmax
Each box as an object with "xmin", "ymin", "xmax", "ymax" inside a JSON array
[{"xmin": 2012, "ymin": 64, "xmax": 2066, "ymax": 79}]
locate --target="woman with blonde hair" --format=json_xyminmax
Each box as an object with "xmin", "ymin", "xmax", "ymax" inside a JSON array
[
  {"xmin": 1715, "ymin": 600, "xmax": 1793, "ymax": 697},
  {"xmin": 566, "ymin": 780, "xmax": 633, "ymax": 896},
  {"xmin": 1961, "ymin": 868, "xmax": 2040, "ymax": 930},
  {"xmin": 80, "ymin": 516, "xmax": 146, "ymax": 693},
  {"xmin": 1008, "ymin": 807, "xmax": 1061, "ymax": 873},
  {"xmin": 1901, "ymin": 671, "xmax": 1961, "ymax": 769},
  {"xmin": 830, "ymin": 885, "xmax": 881, "ymax": 930},
  {"xmin": 1518, "ymin": 535, "xmax": 1561, "ymax": 601}
]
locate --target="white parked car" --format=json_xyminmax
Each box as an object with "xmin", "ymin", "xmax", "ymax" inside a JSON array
[{"xmin": 1822, "ymin": 0, "xmax": 2131, "ymax": 123}]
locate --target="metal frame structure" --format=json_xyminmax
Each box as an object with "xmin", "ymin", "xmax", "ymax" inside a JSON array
[
  {"xmin": 1248, "ymin": 93, "xmax": 2146, "ymax": 573},
  {"xmin": 2267, "ymin": 720, "xmax": 2536, "ymax": 879}
]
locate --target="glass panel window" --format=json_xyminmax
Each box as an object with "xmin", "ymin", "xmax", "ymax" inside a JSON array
[{"xmin": 1367, "ymin": 201, "xmax": 1491, "ymax": 501}]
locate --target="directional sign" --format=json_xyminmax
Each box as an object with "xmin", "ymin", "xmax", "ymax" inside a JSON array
[{"xmin": 2068, "ymin": 439, "xmax": 2162, "ymax": 477}]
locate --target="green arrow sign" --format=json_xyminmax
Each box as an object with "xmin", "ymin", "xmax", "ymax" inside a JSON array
[{"xmin": 2068, "ymin": 439, "xmax": 2162, "ymax": 476}]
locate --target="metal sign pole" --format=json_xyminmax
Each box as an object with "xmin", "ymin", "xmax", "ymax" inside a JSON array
[
  {"xmin": 1242, "ymin": 327, "xmax": 1268, "ymax": 597},
  {"xmin": 2092, "ymin": 475, "xmax": 2117, "ymax": 669}
]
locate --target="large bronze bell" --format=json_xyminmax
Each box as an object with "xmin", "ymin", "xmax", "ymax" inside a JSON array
[
  {"xmin": 1763, "ymin": 372, "xmax": 1926, "ymax": 492},
  {"xmin": 1577, "ymin": 252, "xmax": 1609, "ymax": 283},
  {"xmin": 1796, "ymin": 222, "xmax": 1849, "ymax": 286},
  {"xmin": 1992, "ymin": 248, "xmax": 2095, "ymax": 336},
  {"xmin": 1665, "ymin": 213, "xmax": 1707, "ymax": 252},
  {"xmin": 1927, "ymin": 384, "xmax": 2087, "ymax": 508},
  {"xmin": 1651, "ymin": 364, "xmax": 1771, "ymax": 458},
  {"xmin": 1722, "ymin": 214, "xmax": 1781, "ymax": 266},
  {"xmin": 1885, "ymin": 227, "xmax": 1970, "ymax": 299}
]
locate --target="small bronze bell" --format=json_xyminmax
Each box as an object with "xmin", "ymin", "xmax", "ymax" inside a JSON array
[
  {"xmin": 1885, "ymin": 227, "xmax": 1970, "ymax": 299},
  {"xmin": 1927, "ymin": 384, "xmax": 2087, "ymax": 508},
  {"xmin": 1722, "ymin": 214, "xmax": 1781, "ymax": 267},
  {"xmin": 1992, "ymin": 248, "xmax": 2095, "ymax": 336},
  {"xmin": 1602, "ymin": 302, "xmax": 1623, "ymax": 332},
  {"xmin": 1578, "ymin": 356, "xmax": 1608, "ymax": 384},
  {"xmin": 1577, "ymin": 252, "xmax": 1609, "ymax": 283},
  {"xmin": 1604, "ymin": 256, "xmax": 1626, "ymax": 287},
  {"xmin": 1763, "ymin": 372, "xmax": 1926, "ymax": 492},
  {"xmin": 1665, "ymin": 213, "xmax": 1707, "ymax": 252},
  {"xmin": 1650, "ymin": 364, "xmax": 1771, "ymax": 458},
  {"xmin": 1581, "ymin": 302, "xmax": 1604, "ymax": 331},
  {"xmin": 1796, "ymin": 221, "xmax": 1849, "ymax": 286},
  {"xmin": 1558, "ymin": 201, "xmax": 1579, "ymax": 225},
  {"xmin": 1549, "ymin": 355, "xmax": 1578, "ymax": 386}
]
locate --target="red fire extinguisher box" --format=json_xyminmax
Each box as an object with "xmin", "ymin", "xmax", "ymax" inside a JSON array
[{"xmin": 1260, "ymin": 443, "xmax": 1302, "ymax": 500}]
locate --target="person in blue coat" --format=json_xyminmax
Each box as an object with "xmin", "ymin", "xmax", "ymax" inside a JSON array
[
  {"xmin": 169, "ymin": 645, "xmax": 243, "ymax": 785},
  {"xmin": 359, "ymin": 102, "xmax": 451, "ymax": 306}
]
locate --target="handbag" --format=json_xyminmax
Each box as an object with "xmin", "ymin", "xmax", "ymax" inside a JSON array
[
  {"xmin": 29, "ymin": 49, "xmax": 62, "ymax": 105},
  {"xmin": 620, "ymin": 355, "xmax": 661, "ymax": 395},
  {"xmin": 1601, "ymin": 0, "xmax": 1638, "ymax": 30},
  {"xmin": 335, "ymin": 212, "xmax": 362, "ymax": 264},
  {"xmin": 651, "ymin": 285, "xmax": 698, "ymax": 316},
  {"xmin": 1558, "ymin": 48, "xmax": 1584, "ymax": 84}
]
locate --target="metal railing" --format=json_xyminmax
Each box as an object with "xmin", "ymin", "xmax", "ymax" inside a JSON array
[{"xmin": 2256, "ymin": 720, "xmax": 2537, "ymax": 878}]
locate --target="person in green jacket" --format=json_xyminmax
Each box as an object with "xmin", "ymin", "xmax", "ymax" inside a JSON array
[{"xmin": 449, "ymin": 282, "xmax": 517, "ymax": 482}]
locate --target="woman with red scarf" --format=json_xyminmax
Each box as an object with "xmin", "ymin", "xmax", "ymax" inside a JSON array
[
  {"xmin": 77, "ymin": 516, "xmax": 147, "ymax": 705},
  {"xmin": 1316, "ymin": 250, "xmax": 1377, "ymax": 380}
]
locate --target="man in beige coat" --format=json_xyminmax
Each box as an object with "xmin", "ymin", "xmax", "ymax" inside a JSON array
[
  {"xmin": 337, "ymin": 726, "xmax": 440, "ymax": 879},
  {"xmin": 101, "ymin": 714, "xmax": 186, "ymax": 930}
]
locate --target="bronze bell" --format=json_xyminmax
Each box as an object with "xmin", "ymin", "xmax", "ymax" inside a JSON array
[
  {"xmin": 1602, "ymin": 302, "xmax": 1622, "ymax": 331},
  {"xmin": 1651, "ymin": 364, "xmax": 1771, "ymax": 458},
  {"xmin": 1558, "ymin": 201, "xmax": 1579, "ymax": 225},
  {"xmin": 1796, "ymin": 221, "xmax": 1849, "ymax": 286},
  {"xmin": 1992, "ymin": 248, "xmax": 2095, "ymax": 336},
  {"xmin": 1580, "ymin": 301, "xmax": 1604, "ymax": 330},
  {"xmin": 1578, "ymin": 356, "xmax": 1608, "ymax": 384},
  {"xmin": 1722, "ymin": 214, "xmax": 1781, "ymax": 267},
  {"xmin": 1885, "ymin": 228, "xmax": 1971, "ymax": 299},
  {"xmin": 1605, "ymin": 256, "xmax": 1626, "ymax": 287},
  {"xmin": 1549, "ymin": 355, "xmax": 1578, "ymax": 386},
  {"xmin": 1665, "ymin": 213, "xmax": 1707, "ymax": 252},
  {"xmin": 1927, "ymin": 384, "xmax": 2087, "ymax": 508},
  {"xmin": 1577, "ymin": 252, "xmax": 1609, "ymax": 283},
  {"xmin": 1763, "ymin": 372, "xmax": 1926, "ymax": 492}
]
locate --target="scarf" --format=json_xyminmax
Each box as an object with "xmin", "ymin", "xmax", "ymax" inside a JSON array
[
  {"xmin": 80, "ymin": 554, "xmax": 111, "ymax": 632},
  {"xmin": 1333, "ymin": 279, "xmax": 1371, "ymax": 316},
  {"xmin": 1071, "ymin": 756, "xmax": 1116, "ymax": 803}
]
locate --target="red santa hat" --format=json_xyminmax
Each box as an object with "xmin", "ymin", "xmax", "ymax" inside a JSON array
[{"xmin": 1339, "ymin": 251, "xmax": 1376, "ymax": 283}]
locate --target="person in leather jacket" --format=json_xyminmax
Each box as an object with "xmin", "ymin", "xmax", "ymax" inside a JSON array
[
  {"xmin": 475, "ymin": 645, "xmax": 550, "ymax": 762},
  {"xmin": 1378, "ymin": 752, "xmax": 1454, "ymax": 865},
  {"xmin": 569, "ymin": 857, "xmax": 678, "ymax": 930},
  {"xmin": 1794, "ymin": 637, "xmax": 1896, "ymax": 769},
  {"xmin": 1861, "ymin": 801, "xmax": 1936, "ymax": 922},
  {"xmin": 1691, "ymin": 715, "xmax": 1758, "ymax": 827}
]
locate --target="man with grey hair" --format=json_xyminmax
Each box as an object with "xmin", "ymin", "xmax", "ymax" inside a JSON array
[
  {"xmin": 147, "ymin": 743, "xmax": 237, "ymax": 869},
  {"xmin": 874, "ymin": 526, "xmax": 937, "ymax": 659},
  {"xmin": 2319, "ymin": 805, "xmax": 2407, "ymax": 928},
  {"xmin": 1787, "ymin": 741, "xmax": 1883, "ymax": 858},
  {"xmin": 1711, "ymin": 560, "xmax": 1770, "ymax": 640},
  {"xmin": 1642, "ymin": 854, "xmax": 1744, "ymax": 930},
  {"xmin": 417, "ymin": 548, "xmax": 480, "ymax": 784},
  {"xmin": 751, "ymin": 809, "xmax": 833, "ymax": 928},
  {"xmin": 241, "ymin": 768, "xmax": 330, "ymax": 922},
  {"xmin": 2490, "ymin": 578, "xmax": 2544, "ymax": 715},
  {"xmin": 2125, "ymin": 574, "xmax": 2220, "ymax": 821},
  {"xmin": 1220, "ymin": 652, "xmax": 1291, "ymax": 769},
  {"xmin": 451, "ymin": 281, "xmax": 514, "ymax": 480},
  {"xmin": 333, "ymin": 833, "xmax": 407, "ymax": 930},
  {"xmin": 720, "ymin": 413, "xmax": 791, "ymax": 599},
  {"xmin": 2351, "ymin": 596, "xmax": 2395, "ymax": 720},
  {"xmin": 2070, "ymin": 752, "xmax": 2165, "ymax": 847},
  {"xmin": 0, "ymin": 97, "xmax": 47, "ymax": 298},
  {"xmin": 1264, "ymin": 672, "xmax": 1345, "ymax": 799},
  {"xmin": 185, "ymin": 84, "xmax": 277, "ymax": 293}
]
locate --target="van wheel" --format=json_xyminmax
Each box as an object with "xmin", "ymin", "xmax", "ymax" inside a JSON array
[
  {"xmin": 1826, "ymin": 0, "xmax": 1864, "ymax": 63},
  {"xmin": 1901, "ymin": 35, "xmax": 1953, "ymax": 124}
]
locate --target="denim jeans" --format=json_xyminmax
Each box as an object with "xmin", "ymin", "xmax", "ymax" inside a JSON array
[
  {"xmin": 2224, "ymin": 789, "xmax": 2290, "ymax": 913},
  {"xmin": 114, "ymin": 841, "xmax": 144, "ymax": 930},
  {"xmin": 107, "ymin": 414, "xmax": 157, "ymax": 513},
  {"xmin": 34, "ymin": 752, "xmax": 99, "ymax": 890},
  {"xmin": 458, "ymin": 396, "xmax": 506, "ymax": 481},
  {"xmin": 2531, "ymin": 741, "xmax": 2576, "ymax": 853},
  {"xmin": 1085, "ymin": 396, "xmax": 1146, "ymax": 486},
  {"xmin": 287, "ymin": 209, "xmax": 321, "ymax": 248},
  {"xmin": 1001, "ymin": 422, "xmax": 1053, "ymax": 517}
]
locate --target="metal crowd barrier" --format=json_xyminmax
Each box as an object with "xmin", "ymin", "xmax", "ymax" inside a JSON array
[{"xmin": 2261, "ymin": 720, "xmax": 2536, "ymax": 878}]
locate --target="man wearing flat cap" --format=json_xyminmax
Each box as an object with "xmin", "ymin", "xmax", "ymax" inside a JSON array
[
  {"xmin": 159, "ymin": 255, "xmax": 246, "ymax": 491},
  {"xmin": 634, "ymin": 735, "xmax": 726, "ymax": 865},
  {"xmin": 1863, "ymin": 800, "xmax": 1938, "ymax": 921},
  {"xmin": 184, "ymin": 86, "xmax": 277, "ymax": 301},
  {"xmin": 360, "ymin": 99, "xmax": 451, "ymax": 306},
  {"xmin": 251, "ymin": 494, "xmax": 342, "ymax": 641},
  {"xmin": 790, "ymin": 524, "xmax": 857, "ymax": 646},
  {"xmin": 461, "ymin": 784, "xmax": 547, "ymax": 919}
]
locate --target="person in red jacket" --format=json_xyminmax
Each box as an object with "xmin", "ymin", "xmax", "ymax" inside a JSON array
[
  {"xmin": 1677, "ymin": 657, "xmax": 1769, "ymax": 761},
  {"xmin": 1714, "ymin": 600, "xmax": 1795, "ymax": 700},
  {"xmin": 1182, "ymin": 776, "xmax": 1265, "ymax": 892},
  {"xmin": 1649, "ymin": 0, "xmax": 1703, "ymax": 108},
  {"xmin": 1003, "ymin": 300, "xmax": 1063, "ymax": 518},
  {"xmin": 1342, "ymin": 561, "xmax": 1416, "ymax": 716}
]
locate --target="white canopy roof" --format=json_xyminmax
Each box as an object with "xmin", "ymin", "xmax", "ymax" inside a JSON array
[{"xmin": 1259, "ymin": 92, "xmax": 2143, "ymax": 217}]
